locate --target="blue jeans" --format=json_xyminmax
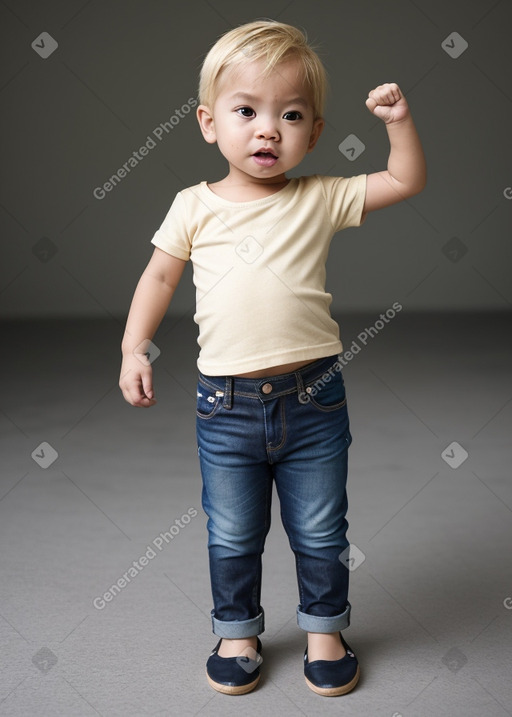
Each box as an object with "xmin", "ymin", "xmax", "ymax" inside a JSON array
[{"xmin": 196, "ymin": 355, "xmax": 353, "ymax": 639}]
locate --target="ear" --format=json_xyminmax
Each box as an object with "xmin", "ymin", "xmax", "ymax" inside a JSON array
[
  {"xmin": 306, "ymin": 117, "xmax": 325, "ymax": 153},
  {"xmin": 196, "ymin": 105, "xmax": 217, "ymax": 144}
]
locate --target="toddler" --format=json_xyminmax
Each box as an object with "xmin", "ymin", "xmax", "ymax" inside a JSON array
[{"xmin": 119, "ymin": 19, "xmax": 426, "ymax": 697}]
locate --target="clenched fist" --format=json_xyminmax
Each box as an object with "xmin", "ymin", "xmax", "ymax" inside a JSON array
[{"xmin": 366, "ymin": 83, "xmax": 410, "ymax": 124}]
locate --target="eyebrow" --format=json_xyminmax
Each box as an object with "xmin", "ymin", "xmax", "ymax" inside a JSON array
[{"xmin": 229, "ymin": 92, "xmax": 309, "ymax": 108}]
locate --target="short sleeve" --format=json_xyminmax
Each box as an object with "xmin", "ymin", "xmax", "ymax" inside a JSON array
[
  {"xmin": 150, "ymin": 192, "xmax": 191, "ymax": 261},
  {"xmin": 319, "ymin": 174, "xmax": 367, "ymax": 233}
]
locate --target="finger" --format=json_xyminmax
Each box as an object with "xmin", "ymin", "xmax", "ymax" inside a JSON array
[
  {"xmin": 367, "ymin": 87, "xmax": 388, "ymax": 108},
  {"xmin": 121, "ymin": 377, "xmax": 153, "ymax": 407},
  {"xmin": 389, "ymin": 85, "xmax": 401, "ymax": 104},
  {"xmin": 135, "ymin": 373, "xmax": 157, "ymax": 406},
  {"xmin": 141, "ymin": 372, "xmax": 154, "ymax": 400},
  {"xmin": 369, "ymin": 83, "xmax": 402, "ymax": 106},
  {"xmin": 129, "ymin": 391, "xmax": 156, "ymax": 408},
  {"xmin": 123, "ymin": 384, "xmax": 143, "ymax": 406},
  {"xmin": 375, "ymin": 89, "xmax": 393, "ymax": 106},
  {"xmin": 135, "ymin": 396, "xmax": 156, "ymax": 407},
  {"xmin": 366, "ymin": 96, "xmax": 378, "ymax": 112}
]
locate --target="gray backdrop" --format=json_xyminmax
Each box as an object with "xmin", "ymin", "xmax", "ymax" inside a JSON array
[{"xmin": 1, "ymin": 0, "xmax": 511, "ymax": 318}]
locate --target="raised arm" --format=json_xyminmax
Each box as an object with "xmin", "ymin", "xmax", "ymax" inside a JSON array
[
  {"xmin": 119, "ymin": 248, "xmax": 186, "ymax": 407},
  {"xmin": 363, "ymin": 83, "xmax": 426, "ymax": 216}
]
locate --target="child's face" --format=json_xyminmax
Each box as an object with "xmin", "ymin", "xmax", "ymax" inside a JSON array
[{"xmin": 197, "ymin": 58, "xmax": 324, "ymax": 184}]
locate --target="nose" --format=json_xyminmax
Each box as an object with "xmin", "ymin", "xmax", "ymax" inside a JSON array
[{"xmin": 255, "ymin": 116, "xmax": 280, "ymax": 141}]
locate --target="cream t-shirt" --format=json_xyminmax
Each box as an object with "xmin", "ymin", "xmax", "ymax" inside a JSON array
[{"xmin": 151, "ymin": 174, "xmax": 367, "ymax": 375}]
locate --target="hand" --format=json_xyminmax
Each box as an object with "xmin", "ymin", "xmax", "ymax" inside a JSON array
[
  {"xmin": 365, "ymin": 83, "xmax": 410, "ymax": 124},
  {"xmin": 119, "ymin": 352, "xmax": 156, "ymax": 407}
]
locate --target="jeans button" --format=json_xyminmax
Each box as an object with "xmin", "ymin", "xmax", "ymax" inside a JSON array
[{"xmin": 261, "ymin": 383, "xmax": 273, "ymax": 394}]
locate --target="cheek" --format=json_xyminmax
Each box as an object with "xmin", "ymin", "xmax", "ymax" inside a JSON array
[
  {"xmin": 289, "ymin": 129, "xmax": 312, "ymax": 152},
  {"xmin": 216, "ymin": 133, "xmax": 241, "ymax": 157},
  {"xmin": 219, "ymin": 131, "xmax": 238, "ymax": 147},
  {"xmin": 219, "ymin": 124, "xmax": 246, "ymax": 150}
]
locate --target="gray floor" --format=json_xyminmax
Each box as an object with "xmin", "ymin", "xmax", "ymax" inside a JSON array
[{"xmin": 1, "ymin": 313, "xmax": 511, "ymax": 717}]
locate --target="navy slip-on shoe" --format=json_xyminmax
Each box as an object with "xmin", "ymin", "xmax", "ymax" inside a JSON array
[
  {"xmin": 304, "ymin": 632, "xmax": 360, "ymax": 697},
  {"xmin": 206, "ymin": 637, "xmax": 263, "ymax": 695}
]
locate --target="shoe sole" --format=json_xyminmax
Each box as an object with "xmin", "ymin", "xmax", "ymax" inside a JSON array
[
  {"xmin": 206, "ymin": 669, "xmax": 260, "ymax": 695},
  {"xmin": 304, "ymin": 664, "xmax": 360, "ymax": 697}
]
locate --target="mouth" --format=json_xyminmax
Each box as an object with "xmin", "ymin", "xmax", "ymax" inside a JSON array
[{"xmin": 252, "ymin": 151, "xmax": 278, "ymax": 167}]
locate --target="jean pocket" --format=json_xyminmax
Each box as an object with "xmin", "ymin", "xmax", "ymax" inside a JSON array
[
  {"xmin": 196, "ymin": 383, "xmax": 223, "ymax": 419},
  {"xmin": 303, "ymin": 371, "xmax": 347, "ymax": 412}
]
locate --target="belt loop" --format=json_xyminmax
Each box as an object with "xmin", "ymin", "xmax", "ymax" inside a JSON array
[{"xmin": 223, "ymin": 377, "xmax": 233, "ymax": 410}]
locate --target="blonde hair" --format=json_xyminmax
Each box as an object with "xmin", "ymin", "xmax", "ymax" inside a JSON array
[{"xmin": 198, "ymin": 20, "xmax": 328, "ymax": 120}]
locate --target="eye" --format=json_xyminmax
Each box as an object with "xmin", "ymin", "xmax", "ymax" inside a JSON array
[
  {"xmin": 283, "ymin": 111, "xmax": 303, "ymax": 121},
  {"xmin": 236, "ymin": 106, "xmax": 255, "ymax": 118}
]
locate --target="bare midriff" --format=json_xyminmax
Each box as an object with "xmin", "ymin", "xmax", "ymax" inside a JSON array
[{"xmin": 233, "ymin": 358, "xmax": 317, "ymax": 379}]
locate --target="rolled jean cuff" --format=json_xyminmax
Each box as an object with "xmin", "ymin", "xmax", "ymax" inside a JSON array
[
  {"xmin": 211, "ymin": 610, "xmax": 265, "ymax": 638},
  {"xmin": 296, "ymin": 601, "xmax": 351, "ymax": 633}
]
